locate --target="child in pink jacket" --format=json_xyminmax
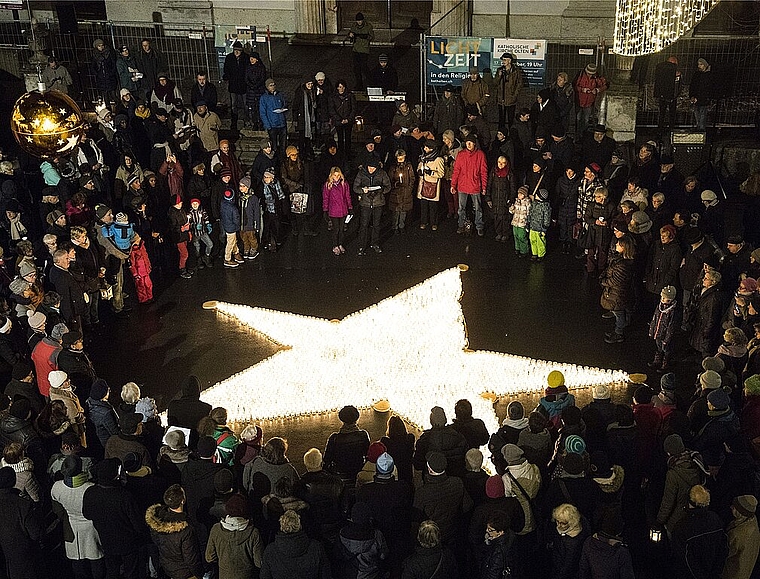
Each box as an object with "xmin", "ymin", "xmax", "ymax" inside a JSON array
[{"xmin": 129, "ymin": 233, "xmax": 153, "ymax": 303}]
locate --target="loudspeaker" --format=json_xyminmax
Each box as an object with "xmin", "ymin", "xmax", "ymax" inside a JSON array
[
  {"xmin": 56, "ymin": 4, "xmax": 77, "ymax": 35},
  {"xmin": 672, "ymin": 131, "xmax": 709, "ymax": 176}
]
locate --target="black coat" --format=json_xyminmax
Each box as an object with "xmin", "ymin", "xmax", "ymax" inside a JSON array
[
  {"xmin": 167, "ymin": 376, "xmax": 212, "ymax": 430},
  {"xmin": 49, "ymin": 266, "xmax": 85, "ymax": 324},
  {"xmin": 689, "ymin": 69, "xmax": 714, "ymax": 106},
  {"xmin": 645, "ymin": 239, "xmax": 682, "ymax": 295},
  {"xmin": 0, "ymin": 488, "xmax": 43, "ymax": 579},
  {"xmin": 413, "ymin": 425, "xmax": 469, "ymax": 478},
  {"xmin": 654, "ymin": 60, "xmax": 680, "ymax": 100},
  {"xmin": 223, "ymin": 52, "xmax": 248, "ymax": 95},
  {"xmin": 671, "ymin": 508, "xmax": 728, "ymax": 579},
  {"xmin": 323, "ymin": 427, "xmax": 370, "ymax": 480},
  {"xmin": 380, "ymin": 432, "xmax": 416, "ymax": 483},
  {"xmin": 680, "ymin": 239, "xmax": 716, "ymax": 291},
  {"xmin": 82, "ymin": 483, "xmax": 147, "ymax": 555},
  {"xmin": 401, "ymin": 545, "xmax": 458, "ymax": 579},
  {"xmin": 261, "ymin": 530, "xmax": 332, "ymax": 579},
  {"xmin": 181, "ymin": 458, "xmax": 226, "ymax": 546},
  {"xmin": 689, "ymin": 284, "xmax": 724, "ymax": 355},
  {"xmin": 57, "ymin": 348, "xmax": 97, "ymax": 398},
  {"xmin": 356, "ymin": 477, "xmax": 414, "ymax": 567},
  {"xmin": 190, "ymin": 81, "xmax": 218, "ymax": 112},
  {"xmin": 578, "ymin": 534, "xmax": 635, "ymax": 579},
  {"xmin": 146, "ymin": 504, "xmax": 204, "ymax": 579},
  {"xmin": 450, "ymin": 416, "xmax": 490, "ymax": 450}
]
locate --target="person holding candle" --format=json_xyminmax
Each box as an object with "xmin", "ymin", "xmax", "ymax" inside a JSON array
[
  {"xmin": 322, "ymin": 167, "xmax": 352, "ymax": 256},
  {"xmin": 417, "ymin": 140, "xmax": 444, "ymax": 232},
  {"xmin": 389, "ymin": 150, "xmax": 415, "ymax": 235}
]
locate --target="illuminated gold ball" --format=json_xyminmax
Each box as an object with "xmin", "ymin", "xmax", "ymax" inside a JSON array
[{"xmin": 10, "ymin": 90, "xmax": 86, "ymax": 159}]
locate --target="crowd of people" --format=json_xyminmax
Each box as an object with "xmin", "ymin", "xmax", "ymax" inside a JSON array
[{"xmin": 0, "ymin": 22, "xmax": 757, "ymax": 579}]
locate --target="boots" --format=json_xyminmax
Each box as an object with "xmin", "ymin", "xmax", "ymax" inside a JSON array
[
  {"xmin": 203, "ymin": 255, "xmax": 213, "ymax": 268},
  {"xmin": 180, "ymin": 268, "xmax": 192, "ymax": 279}
]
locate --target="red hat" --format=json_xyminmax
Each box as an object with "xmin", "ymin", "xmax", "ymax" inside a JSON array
[
  {"xmin": 190, "ymin": 198, "xmax": 201, "ymax": 206},
  {"xmin": 173, "ymin": 195, "xmax": 183, "ymax": 206},
  {"xmin": 485, "ymin": 475, "xmax": 505, "ymax": 498},
  {"xmin": 588, "ymin": 162, "xmax": 602, "ymax": 174},
  {"xmin": 366, "ymin": 441, "xmax": 387, "ymax": 463}
]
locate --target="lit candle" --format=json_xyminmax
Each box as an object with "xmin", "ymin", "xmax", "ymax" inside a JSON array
[{"xmin": 399, "ymin": 172, "xmax": 403, "ymax": 184}]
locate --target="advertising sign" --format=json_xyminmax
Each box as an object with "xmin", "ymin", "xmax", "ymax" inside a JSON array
[
  {"xmin": 492, "ymin": 38, "xmax": 547, "ymax": 87},
  {"xmin": 426, "ymin": 36, "xmax": 493, "ymax": 86}
]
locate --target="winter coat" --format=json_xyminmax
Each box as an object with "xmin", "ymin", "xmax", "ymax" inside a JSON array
[
  {"xmin": 349, "ymin": 20, "xmax": 374, "ymax": 53},
  {"xmin": 223, "ymin": 51, "xmax": 248, "ymax": 95},
  {"xmin": 578, "ymin": 534, "xmax": 635, "ymax": 579},
  {"xmin": 413, "ymin": 425, "xmax": 469, "ymax": 478},
  {"xmin": 129, "ymin": 241, "xmax": 152, "ymax": 279},
  {"xmin": 193, "ymin": 111, "xmax": 221, "ymax": 153},
  {"xmin": 689, "ymin": 69, "xmax": 713, "ymax": 105},
  {"xmin": 495, "ymin": 64, "xmax": 523, "ymax": 106},
  {"xmin": 243, "ymin": 457, "xmax": 300, "ymax": 497},
  {"xmin": 293, "ymin": 84, "xmax": 317, "ymax": 135},
  {"xmin": 49, "ymin": 265, "xmax": 85, "ymax": 323},
  {"xmin": 168, "ymin": 206, "xmax": 191, "ymax": 244},
  {"xmin": 205, "ymin": 518, "xmax": 263, "ymax": 579},
  {"xmin": 166, "ymin": 376, "xmax": 211, "ymax": 430},
  {"xmin": 574, "ymin": 72, "xmax": 607, "ymax": 110},
  {"xmin": 334, "ymin": 524, "xmax": 388, "ymax": 579},
  {"xmin": 432, "ymin": 94, "xmax": 464, "ymax": 134},
  {"xmin": 261, "ymin": 530, "xmax": 331, "ymax": 579},
  {"xmin": 656, "ymin": 452, "xmax": 705, "ymax": 529},
  {"xmin": 259, "ymin": 91, "xmax": 287, "ymax": 130},
  {"xmin": 190, "ymin": 81, "xmax": 218, "ymax": 112},
  {"xmin": 82, "ymin": 482, "xmax": 147, "ymax": 556},
  {"xmin": 323, "ymin": 426, "xmax": 370, "ymax": 480},
  {"xmin": 146, "ymin": 504, "xmax": 204, "ymax": 579},
  {"xmin": 105, "ymin": 433, "xmax": 154, "ymax": 470},
  {"xmin": 322, "ymin": 179, "xmax": 352, "ymax": 218},
  {"xmin": 92, "ymin": 47, "xmax": 118, "ymax": 92},
  {"xmin": 689, "ymin": 284, "xmax": 724, "ymax": 355},
  {"xmin": 451, "ymin": 147, "xmax": 487, "ymax": 195},
  {"xmin": 51, "ymin": 479, "xmax": 103, "ymax": 560},
  {"xmin": 528, "ymin": 198, "xmax": 551, "ymax": 233},
  {"xmin": 583, "ymin": 201, "xmax": 615, "ymax": 248},
  {"xmin": 1, "ymin": 457, "xmax": 39, "ymax": 502},
  {"xmin": 680, "ymin": 240, "xmax": 716, "ymax": 291},
  {"xmin": 388, "ymin": 161, "xmax": 416, "ymax": 212},
  {"xmin": 461, "ymin": 77, "xmax": 489, "ymax": 108},
  {"xmin": 0, "ymin": 488, "xmax": 42, "ymax": 579},
  {"xmin": 412, "ymin": 473, "xmax": 473, "ymax": 544},
  {"xmin": 600, "ymin": 255, "xmax": 634, "ymax": 311},
  {"xmin": 245, "ymin": 60, "xmax": 268, "ymax": 103},
  {"xmin": 510, "ymin": 197, "xmax": 531, "ymax": 228},
  {"xmin": 416, "ymin": 153, "xmax": 444, "ymax": 203},
  {"xmin": 400, "ymin": 544, "xmax": 459, "ymax": 579},
  {"xmin": 531, "ymin": 99, "xmax": 561, "ymax": 136},
  {"xmin": 692, "ymin": 409, "xmax": 740, "ymax": 467},
  {"xmin": 649, "ymin": 300, "xmax": 678, "ymax": 344},
  {"xmin": 353, "ymin": 167, "xmax": 390, "ymax": 209},
  {"xmin": 646, "ymin": 240, "xmax": 682, "ymax": 295},
  {"xmin": 116, "ymin": 54, "xmax": 140, "ymax": 92},
  {"xmin": 723, "ymin": 515, "xmax": 760, "ymax": 579},
  {"xmin": 671, "ymin": 507, "xmax": 728, "ymax": 579},
  {"xmin": 220, "ymin": 192, "xmax": 240, "ymax": 234},
  {"xmin": 329, "ymin": 91, "xmax": 356, "ymax": 126},
  {"xmin": 86, "ymin": 397, "xmax": 119, "ymax": 449},
  {"xmin": 486, "ymin": 167, "xmax": 516, "ymax": 215},
  {"xmin": 181, "ymin": 459, "xmax": 226, "ymax": 541},
  {"xmin": 592, "ymin": 465, "xmax": 625, "ymax": 531}
]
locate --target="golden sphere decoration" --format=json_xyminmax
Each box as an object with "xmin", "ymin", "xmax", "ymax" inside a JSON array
[{"xmin": 10, "ymin": 90, "xmax": 86, "ymax": 159}]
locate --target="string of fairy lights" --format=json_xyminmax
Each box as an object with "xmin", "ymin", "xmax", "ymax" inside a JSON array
[{"xmin": 614, "ymin": 0, "xmax": 719, "ymax": 56}]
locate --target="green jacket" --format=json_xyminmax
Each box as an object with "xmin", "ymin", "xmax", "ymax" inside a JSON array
[{"xmin": 349, "ymin": 22, "xmax": 374, "ymax": 54}]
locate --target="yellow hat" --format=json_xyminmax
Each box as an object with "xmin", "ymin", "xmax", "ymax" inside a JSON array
[{"xmin": 547, "ymin": 370, "xmax": 565, "ymax": 388}]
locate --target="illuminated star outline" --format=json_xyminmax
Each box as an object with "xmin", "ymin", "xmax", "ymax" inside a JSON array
[{"xmin": 199, "ymin": 267, "xmax": 627, "ymax": 434}]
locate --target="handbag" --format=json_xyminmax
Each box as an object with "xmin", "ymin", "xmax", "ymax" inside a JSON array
[
  {"xmin": 577, "ymin": 225, "xmax": 593, "ymax": 249},
  {"xmin": 420, "ymin": 180, "xmax": 437, "ymax": 200}
]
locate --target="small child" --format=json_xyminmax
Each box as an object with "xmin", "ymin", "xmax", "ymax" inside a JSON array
[
  {"xmin": 102, "ymin": 212, "xmax": 134, "ymax": 251},
  {"xmin": 648, "ymin": 285, "xmax": 678, "ymax": 370},
  {"xmin": 389, "ymin": 149, "xmax": 415, "ymax": 233},
  {"xmin": 188, "ymin": 198, "xmax": 214, "ymax": 268},
  {"xmin": 128, "ymin": 233, "xmax": 153, "ymax": 303},
  {"xmin": 527, "ymin": 188, "xmax": 551, "ymax": 261},
  {"xmin": 509, "ymin": 185, "xmax": 531, "ymax": 257}
]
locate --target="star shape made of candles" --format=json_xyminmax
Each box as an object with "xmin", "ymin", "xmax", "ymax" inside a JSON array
[{"xmin": 200, "ymin": 266, "xmax": 628, "ymax": 435}]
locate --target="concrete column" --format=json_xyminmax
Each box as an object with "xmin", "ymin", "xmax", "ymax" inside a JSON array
[
  {"xmin": 604, "ymin": 55, "xmax": 638, "ymax": 143},
  {"xmin": 325, "ymin": 0, "xmax": 338, "ymax": 34},
  {"xmin": 430, "ymin": 0, "xmax": 469, "ymax": 36},
  {"xmin": 294, "ymin": 0, "xmax": 325, "ymax": 35}
]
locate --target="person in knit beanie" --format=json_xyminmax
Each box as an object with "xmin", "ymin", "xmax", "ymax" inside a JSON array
[
  {"xmin": 538, "ymin": 370, "xmax": 576, "ymax": 430},
  {"xmin": 723, "ymin": 494, "xmax": 760, "ymax": 579},
  {"xmin": 687, "ymin": 369, "xmax": 724, "ymax": 434}
]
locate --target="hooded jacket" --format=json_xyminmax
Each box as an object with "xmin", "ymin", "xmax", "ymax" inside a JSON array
[
  {"xmin": 146, "ymin": 504, "xmax": 204, "ymax": 579},
  {"xmin": 167, "ymin": 376, "xmax": 212, "ymax": 430},
  {"xmin": 206, "ymin": 518, "xmax": 263, "ymax": 579},
  {"xmin": 353, "ymin": 167, "xmax": 391, "ymax": 209},
  {"xmin": 578, "ymin": 533, "xmax": 635, "ymax": 579},
  {"xmin": 451, "ymin": 145, "xmax": 488, "ymax": 195},
  {"xmin": 261, "ymin": 530, "xmax": 331, "ymax": 579}
]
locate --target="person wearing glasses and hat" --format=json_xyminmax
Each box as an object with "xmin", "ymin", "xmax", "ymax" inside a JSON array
[
  {"xmin": 116, "ymin": 45, "xmax": 141, "ymax": 95},
  {"xmin": 91, "ymin": 38, "xmax": 119, "ymax": 105}
]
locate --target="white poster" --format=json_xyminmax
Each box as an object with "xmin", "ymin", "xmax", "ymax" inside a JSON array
[{"xmin": 492, "ymin": 38, "xmax": 547, "ymax": 87}]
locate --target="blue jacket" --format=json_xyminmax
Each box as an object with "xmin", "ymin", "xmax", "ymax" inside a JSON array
[
  {"xmin": 220, "ymin": 192, "xmax": 241, "ymax": 233},
  {"xmin": 259, "ymin": 91, "xmax": 287, "ymax": 130},
  {"xmin": 86, "ymin": 397, "xmax": 119, "ymax": 449}
]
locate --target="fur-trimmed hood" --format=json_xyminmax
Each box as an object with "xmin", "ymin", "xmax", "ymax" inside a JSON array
[{"xmin": 145, "ymin": 504, "xmax": 188, "ymax": 534}]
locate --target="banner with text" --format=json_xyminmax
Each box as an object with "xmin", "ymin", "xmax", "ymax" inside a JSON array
[
  {"xmin": 426, "ymin": 36, "xmax": 493, "ymax": 86},
  {"xmin": 492, "ymin": 38, "xmax": 547, "ymax": 87}
]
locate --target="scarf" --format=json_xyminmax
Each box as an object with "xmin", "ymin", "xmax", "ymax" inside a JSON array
[
  {"xmin": 718, "ymin": 343, "xmax": 748, "ymax": 358},
  {"xmin": 135, "ymin": 107, "xmax": 151, "ymax": 120},
  {"xmin": 221, "ymin": 516, "xmax": 249, "ymax": 531},
  {"xmin": 8, "ymin": 214, "xmax": 26, "ymax": 241},
  {"xmin": 153, "ymin": 79, "xmax": 177, "ymax": 105},
  {"xmin": 65, "ymin": 472, "xmax": 90, "ymax": 488},
  {"xmin": 301, "ymin": 89, "xmax": 315, "ymax": 139},
  {"xmin": 495, "ymin": 165, "xmax": 509, "ymax": 178},
  {"xmin": 501, "ymin": 416, "xmax": 529, "ymax": 429}
]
